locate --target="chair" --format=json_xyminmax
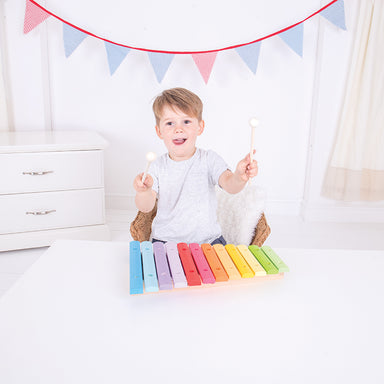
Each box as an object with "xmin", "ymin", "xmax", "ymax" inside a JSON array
[{"xmin": 130, "ymin": 188, "xmax": 271, "ymax": 246}]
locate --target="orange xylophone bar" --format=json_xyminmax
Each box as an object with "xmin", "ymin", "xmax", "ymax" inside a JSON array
[{"xmin": 129, "ymin": 241, "xmax": 289, "ymax": 294}]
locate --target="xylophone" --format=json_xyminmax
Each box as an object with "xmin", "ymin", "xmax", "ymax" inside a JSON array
[{"xmin": 129, "ymin": 241, "xmax": 289, "ymax": 294}]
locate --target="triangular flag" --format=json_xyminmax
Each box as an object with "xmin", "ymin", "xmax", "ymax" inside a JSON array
[
  {"xmin": 24, "ymin": 0, "xmax": 50, "ymax": 34},
  {"xmin": 63, "ymin": 23, "xmax": 88, "ymax": 57},
  {"xmin": 148, "ymin": 52, "xmax": 175, "ymax": 83},
  {"xmin": 321, "ymin": 0, "xmax": 346, "ymax": 30},
  {"xmin": 191, "ymin": 52, "xmax": 217, "ymax": 84},
  {"xmin": 104, "ymin": 42, "xmax": 131, "ymax": 75},
  {"xmin": 235, "ymin": 42, "xmax": 262, "ymax": 74},
  {"xmin": 279, "ymin": 23, "xmax": 304, "ymax": 57}
]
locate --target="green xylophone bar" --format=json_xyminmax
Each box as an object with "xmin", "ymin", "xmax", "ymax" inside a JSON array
[
  {"xmin": 248, "ymin": 245, "xmax": 278, "ymax": 274},
  {"xmin": 261, "ymin": 246, "xmax": 290, "ymax": 273}
]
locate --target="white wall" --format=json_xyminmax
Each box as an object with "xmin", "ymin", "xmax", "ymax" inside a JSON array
[{"xmin": 3, "ymin": 0, "xmax": 383, "ymax": 222}]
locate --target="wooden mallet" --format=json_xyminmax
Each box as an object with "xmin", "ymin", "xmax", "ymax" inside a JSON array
[
  {"xmin": 249, "ymin": 117, "xmax": 259, "ymax": 162},
  {"xmin": 141, "ymin": 151, "xmax": 157, "ymax": 183}
]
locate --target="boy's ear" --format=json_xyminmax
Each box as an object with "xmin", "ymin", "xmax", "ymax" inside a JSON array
[
  {"xmin": 155, "ymin": 125, "xmax": 163, "ymax": 139},
  {"xmin": 197, "ymin": 120, "xmax": 205, "ymax": 136}
]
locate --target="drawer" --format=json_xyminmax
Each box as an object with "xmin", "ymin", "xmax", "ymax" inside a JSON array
[
  {"xmin": 0, "ymin": 150, "xmax": 104, "ymax": 194},
  {"xmin": 0, "ymin": 189, "xmax": 105, "ymax": 234}
]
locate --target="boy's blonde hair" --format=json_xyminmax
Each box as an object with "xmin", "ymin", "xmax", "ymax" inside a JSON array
[{"xmin": 152, "ymin": 88, "xmax": 203, "ymax": 125}]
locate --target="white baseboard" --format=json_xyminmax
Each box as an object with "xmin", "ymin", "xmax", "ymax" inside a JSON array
[
  {"xmin": 105, "ymin": 194, "xmax": 384, "ymax": 223},
  {"xmin": 106, "ymin": 194, "xmax": 135, "ymax": 210},
  {"xmin": 265, "ymin": 200, "xmax": 301, "ymax": 216},
  {"xmin": 106, "ymin": 194, "xmax": 303, "ymax": 217},
  {"xmin": 301, "ymin": 201, "xmax": 384, "ymax": 223}
]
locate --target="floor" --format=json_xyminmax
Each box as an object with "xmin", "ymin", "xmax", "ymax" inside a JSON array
[{"xmin": 1, "ymin": 210, "xmax": 384, "ymax": 298}]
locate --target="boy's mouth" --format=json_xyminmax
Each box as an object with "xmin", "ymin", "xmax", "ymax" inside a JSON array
[{"xmin": 173, "ymin": 138, "xmax": 187, "ymax": 145}]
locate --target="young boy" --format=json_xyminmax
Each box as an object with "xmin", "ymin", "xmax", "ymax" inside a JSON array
[{"xmin": 133, "ymin": 87, "xmax": 258, "ymax": 245}]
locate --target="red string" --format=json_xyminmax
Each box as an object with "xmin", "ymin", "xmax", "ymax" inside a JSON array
[{"xmin": 28, "ymin": 0, "xmax": 339, "ymax": 54}]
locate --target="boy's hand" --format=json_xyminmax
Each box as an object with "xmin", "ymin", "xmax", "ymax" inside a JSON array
[
  {"xmin": 134, "ymin": 173, "xmax": 157, "ymax": 212},
  {"xmin": 219, "ymin": 151, "xmax": 258, "ymax": 194},
  {"xmin": 235, "ymin": 150, "xmax": 258, "ymax": 182},
  {"xmin": 133, "ymin": 173, "xmax": 154, "ymax": 193}
]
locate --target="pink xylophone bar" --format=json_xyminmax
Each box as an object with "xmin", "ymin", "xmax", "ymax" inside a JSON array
[{"xmin": 129, "ymin": 241, "xmax": 289, "ymax": 295}]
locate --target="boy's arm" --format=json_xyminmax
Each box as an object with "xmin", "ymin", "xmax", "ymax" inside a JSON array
[
  {"xmin": 133, "ymin": 173, "xmax": 157, "ymax": 212},
  {"xmin": 219, "ymin": 169, "xmax": 247, "ymax": 194},
  {"xmin": 219, "ymin": 153, "xmax": 258, "ymax": 194}
]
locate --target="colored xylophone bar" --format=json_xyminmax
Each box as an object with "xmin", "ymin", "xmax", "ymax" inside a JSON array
[{"xmin": 129, "ymin": 241, "xmax": 289, "ymax": 295}]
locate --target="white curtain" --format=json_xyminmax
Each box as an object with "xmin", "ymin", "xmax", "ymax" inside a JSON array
[{"xmin": 322, "ymin": 0, "xmax": 384, "ymax": 201}]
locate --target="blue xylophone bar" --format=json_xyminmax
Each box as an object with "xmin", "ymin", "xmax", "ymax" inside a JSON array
[
  {"xmin": 141, "ymin": 241, "xmax": 159, "ymax": 292},
  {"xmin": 129, "ymin": 241, "xmax": 143, "ymax": 295},
  {"xmin": 152, "ymin": 242, "xmax": 173, "ymax": 290}
]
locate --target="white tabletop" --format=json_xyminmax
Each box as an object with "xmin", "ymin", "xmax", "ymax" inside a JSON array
[{"xmin": 0, "ymin": 240, "xmax": 383, "ymax": 384}]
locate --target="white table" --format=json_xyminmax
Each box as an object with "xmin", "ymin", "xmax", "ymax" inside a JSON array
[{"xmin": 0, "ymin": 240, "xmax": 383, "ymax": 384}]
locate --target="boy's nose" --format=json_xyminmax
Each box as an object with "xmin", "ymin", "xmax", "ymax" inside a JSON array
[{"xmin": 174, "ymin": 124, "xmax": 184, "ymax": 133}]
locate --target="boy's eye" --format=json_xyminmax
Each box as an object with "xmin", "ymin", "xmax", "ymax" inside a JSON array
[
  {"xmin": 166, "ymin": 122, "xmax": 174, "ymax": 126},
  {"xmin": 184, "ymin": 120, "xmax": 191, "ymax": 124}
]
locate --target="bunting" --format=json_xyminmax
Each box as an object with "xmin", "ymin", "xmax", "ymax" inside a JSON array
[
  {"xmin": 320, "ymin": 0, "xmax": 347, "ymax": 30},
  {"xmin": 191, "ymin": 53, "xmax": 218, "ymax": 84},
  {"xmin": 23, "ymin": 0, "xmax": 50, "ymax": 34},
  {"xmin": 148, "ymin": 53, "xmax": 175, "ymax": 83},
  {"xmin": 279, "ymin": 23, "xmax": 304, "ymax": 57},
  {"xmin": 23, "ymin": 0, "xmax": 347, "ymax": 83},
  {"xmin": 235, "ymin": 42, "xmax": 261, "ymax": 74},
  {"xmin": 105, "ymin": 42, "xmax": 131, "ymax": 75},
  {"xmin": 63, "ymin": 23, "xmax": 88, "ymax": 58}
]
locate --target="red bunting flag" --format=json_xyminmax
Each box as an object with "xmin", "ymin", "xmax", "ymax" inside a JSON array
[
  {"xmin": 191, "ymin": 52, "xmax": 217, "ymax": 84},
  {"xmin": 24, "ymin": 0, "xmax": 50, "ymax": 34}
]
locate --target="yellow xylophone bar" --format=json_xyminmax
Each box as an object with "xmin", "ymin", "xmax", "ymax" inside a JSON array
[
  {"xmin": 129, "ymin": 241, "xmax": 289, "ymax": 294},
  {"xmin": 225, "ymin": 244, "xmax": 255, "ymax": 278},
  {"xmin": 237, "ymin": 245, "xmax": 267, "ymax": 276}
]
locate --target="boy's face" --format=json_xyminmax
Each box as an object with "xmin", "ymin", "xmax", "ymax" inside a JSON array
[{"xmin": 155, "ymin": 105, "xmax": 204, "ymax": 161}]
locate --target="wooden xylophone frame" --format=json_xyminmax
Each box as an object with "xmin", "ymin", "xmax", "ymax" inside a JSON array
[{"xmin": 129, "ymin": 241, "xmax": 289, "ymax": 295}]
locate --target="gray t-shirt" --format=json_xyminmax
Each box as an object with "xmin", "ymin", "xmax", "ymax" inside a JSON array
[{"xmin": 149, "ymin": 148, "xmax": 229, "ymax": 244}]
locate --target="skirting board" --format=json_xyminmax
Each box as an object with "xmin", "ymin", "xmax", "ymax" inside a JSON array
[
  {"xmin": 0, "ymin": 225, "xmax": 110, "ymax": 252},
  {"xmin": 106, "ymin": 194, "xmax": 384, "ymax": 223},
  {"xmin": 106, "ymin": 194, "xmax": 302, "ymax": 216},
  {"xmin": 301, "ymin": 201, "xmax": 384, "ymax": 223}
]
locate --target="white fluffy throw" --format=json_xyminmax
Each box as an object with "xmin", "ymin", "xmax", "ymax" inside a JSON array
[{"xmin": 216, "ymin": 184, "xmax": 266, "ymax": 245}]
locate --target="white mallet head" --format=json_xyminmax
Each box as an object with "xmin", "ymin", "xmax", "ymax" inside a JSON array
[
  {"xmin": 146, "ymin": 151, "xmax": 157, "ymax": 162},
  {"xmin": 249, "ymin": 117, "xmax": 259, "ymax": 128}
]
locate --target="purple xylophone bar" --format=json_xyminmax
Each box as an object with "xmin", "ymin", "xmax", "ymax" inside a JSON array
[
  {"xmin": 153, "ymin": 242, "xmax": 173, "ymax": 290},
  {"xmin": 164, "ymin": 242, "xmax": 188, "ymax": 288}
]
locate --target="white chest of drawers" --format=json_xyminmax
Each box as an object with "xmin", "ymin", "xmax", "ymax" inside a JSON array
[{"xmin": 0, "ymin": 131, "xmax": 110, "ymax": 251}]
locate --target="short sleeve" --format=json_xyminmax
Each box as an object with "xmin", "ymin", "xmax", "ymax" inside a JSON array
[{"xmin": 207, "ymin": 150, "xmax": 229, "ymax": 185}]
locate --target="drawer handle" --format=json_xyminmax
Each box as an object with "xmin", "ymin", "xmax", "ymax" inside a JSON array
[
  {"xmin": 26, "ymin": 210, "xmax": 57, "ymax": 216},
  {"xmin": 22, "ymin": 171, "xmax": 54, "ymax": 176}
]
